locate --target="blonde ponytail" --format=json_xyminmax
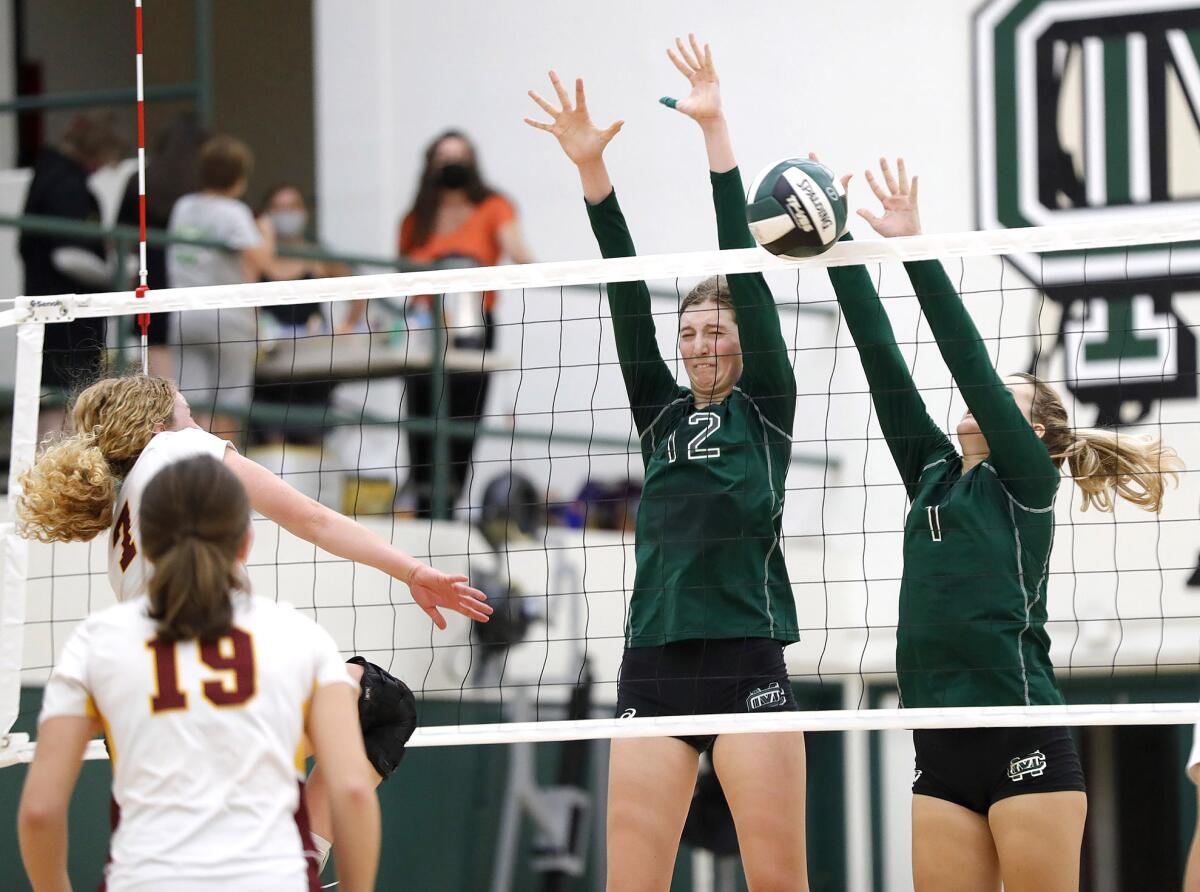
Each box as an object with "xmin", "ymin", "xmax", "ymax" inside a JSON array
[
  {"xmin": 1012, "ymin": 372, "xmax": 1182, "ymax": 514},
  {"xmin": 15, "ymin": 375, "xmax": 176, "ymax": 543},
  {"xmin": 16, "ymin": 432, "xmax": 116, "ymax": 542},
  {"xmin": 1056, "ymin": 429, "xmax": 1180, "ymax": 514}
]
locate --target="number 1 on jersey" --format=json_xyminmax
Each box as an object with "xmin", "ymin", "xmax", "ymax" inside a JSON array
[{"xmin": 148, "ymin": 629, "xmax": 257, "ymax": 714}]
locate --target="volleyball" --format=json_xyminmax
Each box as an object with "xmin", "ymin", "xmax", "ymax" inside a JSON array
[{"xmin": 745, "ymin": 157, "xmax": 848, "ymax": 259}]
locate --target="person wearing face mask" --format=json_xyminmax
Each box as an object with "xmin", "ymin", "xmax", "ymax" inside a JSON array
[
  {"xmin": 256, "ymin": 183, "xmax": 354, "ymax": 337},
  {"xmin": 250, "ymin": 184, "xmax": 355, "ymax": 445},
  {"xmin": 398, "ymin": 130, "xmax": 533, "ymax": 518}
]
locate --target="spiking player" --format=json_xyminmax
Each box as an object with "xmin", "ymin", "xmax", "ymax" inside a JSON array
[
  {"xmin": 20, "ymin": 456, "xmax": 379, "ymax": 891},
  {"xmin": 17, "ymin": 374, "xmax": 492, "ymax": 874}
]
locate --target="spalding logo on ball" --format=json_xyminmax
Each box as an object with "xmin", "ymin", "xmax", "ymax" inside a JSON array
[{"xmin": 746, "ymin": 158, "xmax": 848, "ymax": 259}]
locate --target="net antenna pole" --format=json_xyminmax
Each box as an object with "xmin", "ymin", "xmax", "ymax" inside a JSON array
[{"xmin": 134, "ymin": 0, "xmax": 150, "ymax": 374}]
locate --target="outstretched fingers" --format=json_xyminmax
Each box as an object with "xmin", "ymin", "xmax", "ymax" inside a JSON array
[
  {"xmin": 667, "ymin": 46, "xmax": 694, "ymax": 80},
  {"xmin": 910, "ymin": 174, "xmax": 920, "ymax": 204},
  {"xmin": 527, "ymin": 89, "xmax": 559, "ymax": 119},
  {"xmin": 548, "ymin": 70, "xmax": 572, "ymax": 111},
  {"xmin": 857, "ymin": 207, "xmax": 883, "ymax": 226},
  {"xmin": 864, "ymin": 168, "xmax": 889, "ymax": 203},
  {"xmin": 879, "ymin": 157, "xmax": 900, "ymax": 195},
  {"xmin": 688, "ymin": 33, "xmax": 707, "ymax": 71},
  {"xmin": 575, "ymin": 77, "xmax": 587, "ymax": 114},
  {"xmin": 601, "ymin": 119, "xmax": 625, "ymax": 140},
  {"xmin": 897, "ymin": 157, "xmax": 910, "ymax": 194}
]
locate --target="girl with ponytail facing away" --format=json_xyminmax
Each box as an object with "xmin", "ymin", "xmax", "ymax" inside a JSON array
[
  {"xmin": 16, "ymin": 373, "xmax": 490, "ymax": 873},
  {"xmin": 19, "ymin": 457, "xmax": 380, "ymax": 892}
]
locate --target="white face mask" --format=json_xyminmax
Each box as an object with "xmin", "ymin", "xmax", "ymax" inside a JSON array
[{"xmin": 269, "ymin": 209, "xmax": 308, "ymax": 238}]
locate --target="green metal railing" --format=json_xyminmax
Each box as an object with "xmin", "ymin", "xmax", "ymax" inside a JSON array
[
  {"xmin": 0, "ymin": 0, "xmax": 213, "ymax": 125},
  {"xmin": 0, "ymin": 212, "xmax": 837, "ymax": 516}
]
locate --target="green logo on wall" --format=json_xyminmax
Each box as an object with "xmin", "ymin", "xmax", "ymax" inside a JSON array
[{"xmin": 975, "ymin": 0, "xmax": 1199, "ymax": 423}]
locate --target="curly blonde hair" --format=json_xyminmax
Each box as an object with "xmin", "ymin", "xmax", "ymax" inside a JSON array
[
  {"xmin": 17, "ymin": 376, "xmax": 177, "ymax": 543},
  {"xmin": 1013, "ymin": 373, "xmax": 1182, "ymax": 513}
]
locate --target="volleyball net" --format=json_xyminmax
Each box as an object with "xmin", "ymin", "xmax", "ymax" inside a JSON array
[{"xmin": 3, "ymin": 216, "xmax": 1200, "ymax": 761}]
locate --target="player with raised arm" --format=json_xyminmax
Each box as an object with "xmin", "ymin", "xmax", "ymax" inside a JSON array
[
  {"xmin": 526, "ymin": 36, "xmax": 806, "ymax": 892},
  {"xmin": 16, "ymin": 374, "xmax": 491, "ymax": 874},
  {"xmin": 834, "ymin": 158, "xmax": 1180, "ymax": 891},
  {"xmin": 19, "ymin": 455, "xmax": 379, "ymax": 891}
]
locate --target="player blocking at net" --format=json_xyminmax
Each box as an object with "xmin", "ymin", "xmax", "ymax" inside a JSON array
[
  {"xmin": 19, "ymin": 456, "xmax": 379, "ymax": 891},
  {"xmin": 836, "ymin": 158, "xmax": 1180, "ymax": 891},
  {"xmin": 16, "ymin": 375, "xmax": 492, "ymax": 877},
  {"xmin": 527, "ymin": 35, "xmax": 807, "ymax": 892}
]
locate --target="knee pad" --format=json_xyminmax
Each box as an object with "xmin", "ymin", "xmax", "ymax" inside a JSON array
[{"xmin": 346, "ymin": 657, "xmax": 417, "ymax": 780}]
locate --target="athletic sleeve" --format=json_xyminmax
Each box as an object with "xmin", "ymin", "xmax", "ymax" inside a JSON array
[
  {"xmin": 585, "ymin": 190, "xmax": 684, "ymax": 442},
  {"xmin": 39, "ymin": 619, "xmax": 95, "ymax": 722},
  {"xmin": 710, "ymin": 167, "xmax": 795, "ymax": 433},
  {"xmin": 828, "ymin": 248, "xmax": 955, "ymax": 498},
  {"xmin": 905, "ymin": 260, "xmax": 1058, "ymax": 508}
]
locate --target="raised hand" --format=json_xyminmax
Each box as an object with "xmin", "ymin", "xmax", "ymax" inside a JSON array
[
  {"xmin": 525, "ymin": 71, "xmax": 623, "ymax": 167},
  {"xmin": 407, "ymin": 564, "xmax": 491, "ymax": 630},
  {"xmin": 857, "ymin": 157, "xmax": 922, "ymax": 238},
  {"xmin": 660, "ymin": 34, "xmax": 722, "ymax": 123}
]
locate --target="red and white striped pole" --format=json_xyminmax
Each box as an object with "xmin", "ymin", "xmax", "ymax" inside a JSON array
[{"xmin": 134, "ymin": 0, "xmax": 149, "ymax": 374}]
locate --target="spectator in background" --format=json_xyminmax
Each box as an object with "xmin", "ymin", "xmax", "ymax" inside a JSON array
[
  {"xmin": 20, "ymin": 112, "xmax": 127, "ymax": 438},
  {"xmin": 251, "ymin": 183, "xmax": 356, "ymax": 444},
  {"xmin": 167, "ymin": 135, "xmax": 276, "ymax": 442},
  {"xmin": 257, "ymin": 183, "xmax": 356, "ymax": 335},
  {"xmin": 117, "ymin": 112, "xmax": 210, "ymax": 378},
  {"xmin": 399, "ymin": 130, "xmax": 533, "ymax": 517}
]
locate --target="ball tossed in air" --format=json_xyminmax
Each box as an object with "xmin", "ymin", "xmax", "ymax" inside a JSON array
[{"xmin": 745, "ymin": 158, "xmax": 848, "ymax": 259}]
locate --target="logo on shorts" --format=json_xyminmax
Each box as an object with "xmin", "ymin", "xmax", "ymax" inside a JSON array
[
  {"xmin": 619, "ymin": 708, "xmax": 637, "ymax": 719},
  {"xmin": 913, "ymin": 769, "xmax": 922, "ymax": 787},
  {"xmin": 1008, "ymin": 750, "xmax": 1047, "ymax": 782},
  {"xmin": 746, "ymin": 682, "xmax": 786, "ymax": 711}
]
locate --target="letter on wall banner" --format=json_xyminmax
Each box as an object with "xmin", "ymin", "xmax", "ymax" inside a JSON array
[{"xmin": 975, "ymin": 0, "xmax": 1200, "ymax": 422}]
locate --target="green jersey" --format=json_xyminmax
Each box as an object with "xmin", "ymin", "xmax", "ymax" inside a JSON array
[
  {"xmin": 829, "ymin": 256, "xmax": 1063, "ymax": 708},
  {"xmin": 587, "ymin": 168, "xmax": 797, "ymax": 648}
]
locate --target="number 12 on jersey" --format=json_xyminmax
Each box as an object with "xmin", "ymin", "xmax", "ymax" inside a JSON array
[
  {"xmin": 148, "ymin": 628, "xmax": 256, "ymax": 713},
  {"xmin": 667, "ymin": 412, "xmax": 722, "ymax": 463}
]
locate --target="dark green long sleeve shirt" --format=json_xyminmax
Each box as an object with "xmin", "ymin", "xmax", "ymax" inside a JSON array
[
  {"xmin": 587, "ymin": 167, "xmax": 798, "ymax": 648},
  {"xmin": 829, "ymin": 257, "xmax": 1063, "ymax": 708}
]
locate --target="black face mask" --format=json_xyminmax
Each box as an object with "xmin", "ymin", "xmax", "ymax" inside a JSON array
[{"xmin": 438, "ymin": 162, "xmax": 471, "ymax": 189}]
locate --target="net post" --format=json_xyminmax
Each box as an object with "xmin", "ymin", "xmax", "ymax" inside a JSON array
[
  {"xmin": 430, "ymin": 293, "xmax": 451, "ymax": 519},
  {"xmin": 0, "ymin": 323, "xmax": 44, "ymax": 739}
]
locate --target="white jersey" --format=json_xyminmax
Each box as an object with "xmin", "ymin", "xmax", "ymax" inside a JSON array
[
  {"xmin": 40, "ymin": 594, "xmax": 354, "ymax": 892},
  {"xmin": 108, "ymin": 428, "xmax": 230, "ymax": 602}
]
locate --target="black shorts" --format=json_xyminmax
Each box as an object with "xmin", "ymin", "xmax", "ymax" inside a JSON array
[
  {"xmin": 912, "ymin": 726, "xmax": 1086, "ymax": 815},
  {"xmin": 615, "ymin": 638, "xmax": 796, "ymax": 754}
]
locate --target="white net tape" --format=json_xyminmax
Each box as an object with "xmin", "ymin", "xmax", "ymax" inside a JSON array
[{"xmin": 4, "ymin": 217, "xmax": 1200, "ymax": 761}]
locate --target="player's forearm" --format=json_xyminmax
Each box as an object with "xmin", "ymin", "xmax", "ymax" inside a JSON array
[
  {"xmin": 699, "ymin": 116, "xmax": 736, "ymax": 174},
  {"xmin": 329, "ymin": 787, "xmax": 380, "ymax": 892},
  {"xmin": 303, "ymin": 505, "xmax": 419, "ymax": 584},
  {"xmin": 18, "ymin": 814, "xmax": 71, "ymax": 892},
  {"xmin": 578, "ymin": 159, "xmax": 613, "ymax": 206}
]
